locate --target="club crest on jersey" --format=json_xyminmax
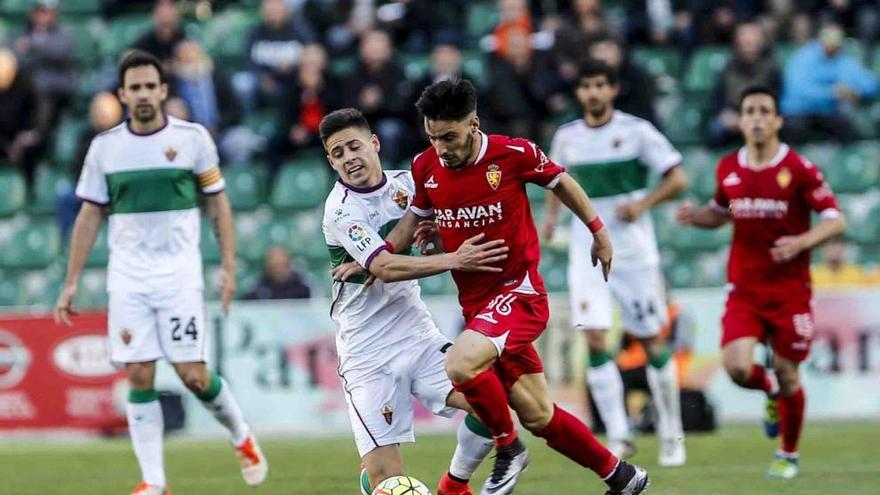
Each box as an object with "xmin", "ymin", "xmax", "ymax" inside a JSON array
[
  {"xmin": 381, "ymin": 404, "xmax": 394, "ymax": 425},
  {"xmin": 392, "ymin": 190, "xmax": 409, "ymax": 210},
  {"xmin": 486, "ymin": 164, "xmax": 502, "ymax": 190},
  {"xmin": 164, "ymin": 147, "xmax": 177, "ymax": 162},
  {"xmin": 121, "ymin": 329, "xmax": 133, "ymax": 345},
  {"xmin": 777, "ymin": 168, "xmax": 792, "ymax": 189}
]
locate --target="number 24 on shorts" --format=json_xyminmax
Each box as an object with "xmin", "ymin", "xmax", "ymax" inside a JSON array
[{"xmin": 170, "ymin": 316, "xmax": 198, "ymax": 341}]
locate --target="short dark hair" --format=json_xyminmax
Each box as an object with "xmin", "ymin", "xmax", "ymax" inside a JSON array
[
  {"xmin": 576, "ymin": 58, "xmax": 618, "ymax": 85},
  {"xmin": 415, "ymin": 78, "xmax": 477, "ymax": 121},
  {"xmin": 739, "ymin": 85, "xmax": 779, "ymax": 113},
  {"xmin": 118, "ymin": 49, "xmax": 165, "ymax": 87},
  {"xmin": 319, "ymin": 108, "xmax": 372, "ymax": 143}
]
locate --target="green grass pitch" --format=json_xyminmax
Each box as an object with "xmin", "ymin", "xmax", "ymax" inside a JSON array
[{"xmin": 2, "ymin": 422, "xmax": 877, "ymax": 494}]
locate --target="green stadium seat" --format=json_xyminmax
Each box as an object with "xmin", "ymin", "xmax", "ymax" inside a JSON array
[
  {"xmin": 663, "ymin": 255, "xmax": 700, "ymax": 288},
  {"xmin": 200, "ymin": 220, "xmax": 222, "ymax": 264},
  {"xmin": 466, "ymin": 2, "xmax": 499, "ymax": 39},
  {"xmin": 288, "ymin": 210, "xmax": 328, "ymax": 263},
  {"xmin": 30, "ymin": 166, "xmax": 72, "ymax": 215},
  {"xmin": 668, "ymin": 225, "xmax": 731, "ymax": 251},
  {"xmin": 19, "ymin": 269, "xmax": 61, "ymax": 307},
  {"xmin": 77, "ymin": 268, "xmax": 107, "ymax": 309},
  {"xmin": 462, "ymin": 50, "xmax": 489, "ymax": 89},
  {"xmin": 419, "ymin": 272, "xmax": 457, "ymax": 296},
  {"xmin": 0, "ymin": 220, "xmax": 62, "ymax": 269},
  {"xmin": 632, "ymin": 46, "xmax": 682, "ymax": 79},
  {"xmin": 800, "ymin": 143, "xmax": 835, "ymax": 168},
  {"xmin": 330, "ymin": 56, "xmax": 358, "ymax": 78},
  {"xmin": 86, "ymin": 224, "xmax": 109, "ymax": 268},
  {"xmin": 60, "ymin": 0, "xmax": 102, "ymax": 15},
  {"xmin": 270, "ymin": 160, "xmax": 331, "ymax": 211},
  {"xmin": 201, "ymin": 9, "xmax": 260, "ymax": 68},
  {"xmin": 100, "ymin": 14, "xmax": 152, "ymax": 60},
  {"xmin": 0, "ymin": 272, "xmax": 22, "ymax": 306},
  {"xmin": 837, "ymin": 193, "xmax": 880, "ymax": 244},
  {"xmin": 775, "ymin": 43, "xmax": 795, "ymax": 66},
  {"xmin": 0, "ymin": 15, "xmax": 17, "ymax": 45},
  {"xmin": 63, "ymin": 19, "xmax": 99, "ymax": 65},
  {"xmin": 691, "ymin": 166, "xmax": 719, "ymax": 200},
  {"xmin": 52, "ymin": 115, "xmax": 88, "ymax": 168},
  {"xmin": 224, "ymin": 166, "xmax": 268, "ymax": 210},
  {"xmin": 826, "ymin": 143, "xmax": 880, "ymax": 194},
  {"xmin": 243, "ymin": 109, "xmax": 279, "ymax": 137},
  {"xmin": 402, "ymin": 53, "xmax": 430, "ymax": 80},
  {"xmin": 240, "ymin": 216, "xmax": 297, "ymax": 263},
  {"xmin": 0, "ymin": 0, "xmax": 29, "ymax": 19},
  {"xmin": 539, "ymin": 249, "xmax": 568, "ymax": 293},
  {"xmin": 0, "ymin": 169, "xmax": 27, "ymax": 217},
  {"xmin": 651, "ymin": 202, "xmax": 676, "ymax": 250},
  {"xmin": 683, "ymin": 46, "xmax": 730, "ymax": 94},
  {"xmin": 657, "ymin": 98, "xmax": 707, "ymax": 146}
]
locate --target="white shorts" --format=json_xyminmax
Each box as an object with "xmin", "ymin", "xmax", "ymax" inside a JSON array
[
  {"xmin": 338, "ymin": 331, "xmax": 457, "ymax": 458},
  {"xmin": 108, "ymin": 289, "xmax": 207, "ymax": 364},
  {"xmin": 568, "ymin": 251, "xmax": 667, "ymax": 338}
]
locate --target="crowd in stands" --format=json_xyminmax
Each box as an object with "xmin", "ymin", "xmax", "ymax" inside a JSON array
[{"xmin": 1, "ymin": 0, "xmax": 879, "ymax": 303}]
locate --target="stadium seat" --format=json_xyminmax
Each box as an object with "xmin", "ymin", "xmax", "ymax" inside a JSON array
[
  {"xmin": 243, "ymin": 109, "xmax": 279, "ymax": 137},
  {"xmin": 662, "ymin": 255, "xmax": 700, "ymax": 288},
  {"xmin": 657, "ymin": 97, "xmax": 707, "ymax": 146},
  {"xmin": 800, "ymin": 143, "xmax": 836, "ymax": 168},
  {"xmin": 539, "ymin": 249, "xmax": 568, "ymax": 293},
  {"xmin": 269, "ymin": 160, "xmax": 331, "ymax": 211},
  {"xmin": 0, "ymin": 169, "xmax": 27, "ymax": 217},
  {"xmin": 100, "ymin": 14, "xmax": 152, "ymax": 60},
  {"xmin": 200, "ymin": 9, "xmax": 260, "ymax": 69},
  {"xmin": 30, "ymin": 166, "xmax": 72, "ymax": 216},
  {"xmin": 462, "ymin": 50, "xmax": 489, "ymax": 89},
  {"xmin": 52, "ymin": 115, "xmax": 88, "ymax": 168},
  {"xmin": 0, "ymin": 220, "xmax": 61, "ymax": 269},
  {"xmin": 240, "ymin": 216, "xmax": 297, "ymax": 263},
  {"xmin": 19, "ymin": 268, "xmax": 61, "ymax": 307},
  {"xmin": 667, "ymin": 225, "xmax": 731, "ymax": 251},
  {"xmin": 683, "ymin": 46, "xmax": 731, "ymax": 94},
  {"xmin": 330, "ymin": 56, "xmax": 358, "ymax": 78},
  {"xmin": 85, "ymin": 224, "xmax": 109, "ymax": 267},
  {"xmin": 837, "ymin": 193, "xmax": 880, "ymax": 244},
  {"xmin": 0, "ymin": 0, "xmax": 29, "ymax": 19},
  {"xmin": 0, "ymin": 272, "xmax": 22, "ymax": 307},
  {"xmin": 224, "ymin": 166, "xmax": 268, "ymax": 211},
  {"xmin": 402, "ymin": 53, "xmax": 430, "ymax": 80},
  {"xmin": 60, "ymin": 0, "xmax": 102, "ymax": 15},
  {"xmin": 631, "ymin": 46, "xmax": 682, "ymax": 79},
  {"xmin": 826, "ymin": 143, "xmax": 880, "ymax": 194},
  {"xmin": 63, "ymin": 19, "xmax": 100, "ymax": 65},
  {"xmin": 466, "ymin": 2, "xmax": 500, "ymax": 40},
  {"xmin": 77, "ymin": 268, "xmax": 107, "ymax": 309},
  {"xmin": 201, "ymin": 220, "xmax": 221, "ymax": 264},
  {"xmin": 288, "ymin": 210, "xmax": 328, "ymax": 263},
  {"xmin": 651, "ymin": 203, "xmax": 676, "ymax": 250}
]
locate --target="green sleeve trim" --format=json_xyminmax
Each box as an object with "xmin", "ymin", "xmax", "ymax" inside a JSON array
[
  {"xmin": 196, "ymin": 372, "xmax": 223, "ymax": 401},
  {"xmin": 128, "ymin": 388, "xmax": 158, "ymax": 403},
  {"xmin": 465, "ymin": 413, "xmax": 493, "ymax": 439},
  {"xmin": 588, "ymin": 351, "xmax": 614, "ymax": 368},
  {"xmin": 648, "ymin": 348, "xmax": 673, "ymax": 369}
]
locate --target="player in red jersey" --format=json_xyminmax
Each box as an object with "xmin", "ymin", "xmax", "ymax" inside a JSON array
[
  {"xmin": 676, "ymin": 86, "xmax": 846, "ymax": 479},
  {"xmin": 386, "ymin": 79, "xmax": 649, "ymax": 495}
]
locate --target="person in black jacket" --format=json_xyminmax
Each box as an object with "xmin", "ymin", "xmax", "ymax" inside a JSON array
[
  {"xmin": 133, "ymin": 0, "xmax": 186, "ymax": 71},
  {"xmin": 244, "ymin": 246, "xmax": 312, "ymax": 300},
  {"xmin": 588, "ymin": 37, "xmax": 659, "ymax": 127}
]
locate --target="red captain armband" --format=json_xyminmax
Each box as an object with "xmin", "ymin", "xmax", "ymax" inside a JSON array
[
  {"xmin": 587, "ymin": 217, "xmax": 604, "ymax": 234},
  {"xmin": 385, "ymin": 241, "xmax": 395, "ymax": 253}
]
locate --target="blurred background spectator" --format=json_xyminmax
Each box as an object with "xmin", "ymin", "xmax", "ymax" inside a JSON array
[
  {"xmin": 0, "ymin": 48, "xmax": 45, "ymax": 189},
  {"xmin": 781, "ymin": 21, "xmax": 878, "ymax": 143},
  {"xmin": 244, "ymin": 246, "xmax": 312, "ymax": 300},
  {"xmin": 811, "ymin": 237, "xmax": 874, "ymax": 287},
  {"xmin": 133, "ymin": 0, "xmax": 187, "ymax": 71},
  {"xmin": 589, "ymin": 36, "xmax": 658, "ymax": 125}
]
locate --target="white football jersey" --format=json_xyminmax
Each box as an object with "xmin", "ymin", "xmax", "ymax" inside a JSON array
[
  {"xmin": 75, "ymin": 117, "xmax": 225, "ymax": 292},
  {"xmin": 550, "ymin": 111, "xmax": 681, "ymax": 267},
  {"xmin": 323, "ymin": 171, "xmax": 440, "ymax": 371}
]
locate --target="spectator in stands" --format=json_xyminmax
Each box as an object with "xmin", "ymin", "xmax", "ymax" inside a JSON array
[
  {"xmin": 415, "ymin": 43, "xmax": 465, "ymax": 87},
  {"xmin": 0, "ymin": 49, "xmax": 45, "ymax": 188},
  {"xmin": 780, "ymin": 21, "xmax": 878, "ymax": 143},
  {"xmin": 486, "ymin": 28, "xmax": 562, "ymax": 140},
  {"xmin": 14, "ymin": 0, "xmax": 76, "ymax": 129},
  {"xmin": 270, "ymin": 43, "xmax": 340, "ymax": 174},
  {"xmin": 244, "ymin": 246, "xmax": 312, "ymax": 300},
  {"xmin": 170, "ymin": 40, "xmax": 245, "ymax": 162},
  {"xmin": 163, "ymin": 96, "xmax": 191, "ymax": 120},
  {"xmin": 492, "ymin": 0, "xmax": 533, "ymax": 57},
  {"xmin": 812, "ymin": 237, "xmax": 871, "ymax": 287},
  {"xmin": 553, "ymin": 0, "xmax": 615, "ymax": 84},
  {"xmin": 589, "ymin": 37, "xmax": 659, "ymax": 126},
  {"xmin": 133, "ymin": 0, "xmax": 186, "ymax": 71},
  {"xmin": 59, "ymin": 92, "xmax": 124, "ymax": 240},
  {"xmin": 240, "ymin": 0, "xmax": 316, "ymax": 108},
  {"xmin": 341, "ymin": 30, "xmax": 413, "ymax": 164},
  {"xmin": 709, "ymin": 22, "xmax": 781, "ymax": 148}
]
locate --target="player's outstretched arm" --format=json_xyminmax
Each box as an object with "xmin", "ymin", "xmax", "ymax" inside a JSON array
[
  {"xmin": 55, "ymin": 202, "xmax": 104, "ymax": 325},
  {"xmin": 367, "ymin": 233, "xmax": 508, "ymax": 283},
  {"xmin": 618, "ymin": 167, "xmax": 689, "ymax": 222},
  {"xmin": 675, "ymin": 199, "xmax": 730, "ymax": 229},
  {"xmin": 384, "ymin": 209, "xmax": 421, "ymax": 253},
  {"xmin": 549, "ymin": 173, "xmax": 613, "ymax": 280},
  {"xmin": 204, "ymin": 191, "xmax": 236, "ymax": 315}
]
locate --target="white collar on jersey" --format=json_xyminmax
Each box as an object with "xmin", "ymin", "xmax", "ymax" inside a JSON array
[{"xmin": 737, "ymin": 143, "xmax": 789, "ymax": 169}]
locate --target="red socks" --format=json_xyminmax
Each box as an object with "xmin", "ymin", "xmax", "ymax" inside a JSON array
[
  {"xmin": 453, "ymin": 370, "xmax": 517, "ymax": 448},
  {"xmin": 778, "ymin": 388, "xmax": 805, "ymax": 454},
  {"xmin": 535, "ymin": 405, "xmax": 619, "ymax": 478},
  {"xmin": 742, "ymin": 364, "xmax": 774, "ymax": 394}
]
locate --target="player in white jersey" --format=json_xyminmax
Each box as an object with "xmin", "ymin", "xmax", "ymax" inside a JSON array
[
  {"xmin": 320, "ymin": 109, "xmax": 503, "ymax": 495},
  {"xmin": 53, "ymin": 51, "xmax": 266, "ymax": 495},
  {"xmin": 541, "ymin": 59, "xmax": 689, "ymax": 466}
]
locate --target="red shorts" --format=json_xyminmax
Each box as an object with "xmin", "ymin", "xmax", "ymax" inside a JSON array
[
  {"xmin": 721, "ymin": 293, "xmax": 814, "ymax": 362},
  {"xmin": 465, "ymin": 291, "xmax": 549, "ymax": 391}
]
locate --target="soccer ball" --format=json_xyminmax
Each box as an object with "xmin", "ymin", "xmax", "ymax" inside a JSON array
[{"xmin": 371, "ymin": 475, "xmax": 433, "ymax": 495}]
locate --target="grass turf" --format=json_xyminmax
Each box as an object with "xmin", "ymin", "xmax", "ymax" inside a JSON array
[{"xmin": 1, "ymin": 422, "xmax": 877, "ymax": 494}]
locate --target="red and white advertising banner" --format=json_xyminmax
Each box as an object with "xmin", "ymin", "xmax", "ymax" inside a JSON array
[{"xmin": 0, "ymin": 313, "xmax": 126, "ymax": 432}]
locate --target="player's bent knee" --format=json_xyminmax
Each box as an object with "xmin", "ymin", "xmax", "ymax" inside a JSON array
[
  {"xmin": 445, "ymin": 356, "xmax": 478, "ymax": 384},
  {"xmin": 723, "ymin": 362, "xmax": 752, "ymax": 385},
  {"xmin": 182, "ymin": 373, "xmax": 208, "ymax": 394},
  {"xmin": 125, "ymin": 363, "xmax": 155, "ymax": 389},
  {"xmin": 520, "ymin": 407, "xmax": 553, "ymax": 433}
]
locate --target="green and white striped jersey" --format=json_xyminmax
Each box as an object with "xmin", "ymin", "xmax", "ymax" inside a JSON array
[
  {"xmin": 550, "ymin": 111, "xmax": 681, "ymax": 267},
  {"xmin": 75, "ymin": 117, "xmax": 225, "ymax": 292}
]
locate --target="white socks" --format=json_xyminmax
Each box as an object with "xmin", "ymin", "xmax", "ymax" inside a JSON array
[
  {"xmin": 587, "ymin": 360, "xmax": 631, "ymax": 442},
  {"xmin": 127, "ymin": 393, "xmax": 165, "ymax": 488},
  {"xmin": 448, "ymin": 414, "xmax": 494, "ymax": 481},
  {"xmin": 199, "ymin": 376, "xmax": 250, "ymax": 446},
  {"xmin": 647, "ymin": 359, "xmax": 683, "ymax": 440}
]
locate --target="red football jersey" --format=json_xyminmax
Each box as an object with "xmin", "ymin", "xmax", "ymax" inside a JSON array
[
  {"xmin": 411, "ymin": 132, "xmax": 566, "ymax": 312},
  {"xmin": 712, "ymin": 144, "xmax": 840, "ymax": 298}
]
